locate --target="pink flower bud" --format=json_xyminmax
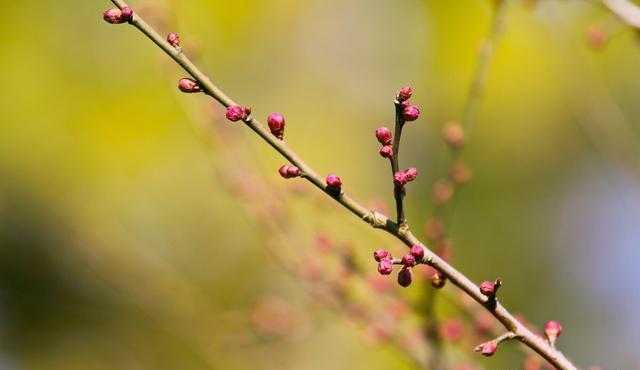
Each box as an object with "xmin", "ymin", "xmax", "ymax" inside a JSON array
[
  {"xmin": 373, "ymin": 249, "xmax": 391, "ymax": 262},
  {"xmin": 397, "ymin": 86, "xmax": 413, "ymax": 102},
  {"xmin": 167, "ymin": 32, "xmax": 181, "ymax": 47},
  {"xmin": 377, "ymin": 259, "xmax": 393, "ymax": 275},
  {"xmin": 267, "ymin": 113, "xmax": 286, "ymax": 139},
  {"xmin": 103, "ymin": 8, "xmax": 124, "ymax": 24},
  {"xmin": 476, "ymin": 341, "xmax": 497, "ymax": 357},
  {"xmin": 278, "ymin": 165, "xmax": 291, "ymax": 178},
  {"xmin": 120, "ymin": 7, "xmax": 134, "ymax": 21},
  {"xmin": 405, "ymin": 167, "xmax": 418, "ymax": 182},
  {"xmin": 287, "ymin": 166, "xmax": 301, "ymax": 177},
  {"xmin": 544, "ymin": 320, "xmax": 562, "ymax": 344},
  {"xmin": 379, "ymin": 145, "xmax": 393, "ymax": 158},
  {"xmin": 397, "ymin": 267, "xmax": 413, "ymax": 287},
  {"xmin": 375, "ymin": 127, "xmax": 393, "ymax": 145},
  {"xmin": 178, "ymin": 78, "xmax": 202, "ymax": 93},
  {"xmin": 410, "ymin": 245, "xmax": 424, "ymax": 260},
  {"xmin": 393, "ymin": 171, "xmax": 407, "ymax": 186},
  {"xmin": 326, "ymin": 174, "xmax": 342, "ymax": 191},
  {"xmin": 226, "ymin": 105, "xmax": 247, "ymax": 122},
  {"xmin": 401, "ymin": 253, "xmax": 415, "ymax": 267},
  {"xmin": 479, "ymin": 281, "xmax": 495, "ymax": 296},
  {"xmin": 402, "ymin": 105, "xmax": 421, "ymax": 121},
  {"xmin": 431, "ymin": 273, "xmax": 446, "ymax": 288}
]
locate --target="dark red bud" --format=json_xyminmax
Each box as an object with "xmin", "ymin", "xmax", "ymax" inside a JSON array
[
  {"xmin": 267, "ymin": 113, "xmax": 286, "ymax": 139},
  {"xmin": 373, "ymin": 249, "xmax": 391, "ymax": 262},
  {"xmin": 377, "ymin": 259, "xmax": 393, "ymax": 275},
  {"xmin": 375, "ymin": 127, "xmax": 393, "ymax": 145},
  {"xmin": 397, "ymin": 86, "xmax": 413, "ymax": 102},
  {"xmin": 410, "ymin": 245, "xmax": 424, "ymax": 260},
  {"xmin": 178, "ymin": 78, "xmax": 202, "ymax": 93},
  {"xmin": 405, "ymin": 167, "xmax": 418, "ymax": 182},
  {"xmin": 379, "ymin": 145, "xmax": 393, "ymax": 158},
  {"xmin": 401, "ymin": 253, "xmax": 416, "ymax": 267},
  {"xmin": 226, "ymin": 105, "xmax": 247, "ymax": 122},
  {"xmin": 278, "ymin": 165, "xmax": 291, "ymax": 178},
  {"xmin": 326, "ymin": 174, "xmax": 342, "ymax": 191},
  {"xmin": 393, "ymin": 171, "xmax": 407, "ymax": 186},
  {"xmin": 167, "ymin": 32, "xmax": 181, "ymax": 47},
  {"xmin": 397, "ymin": 267, "xmax": 413, "ymax": 287},
  {"xmin": 402, "ymin": 105, "xmax": 421, "ymax": 121}
]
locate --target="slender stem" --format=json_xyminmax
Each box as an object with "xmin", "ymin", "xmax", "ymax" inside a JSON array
[
  {"xmin": 602, "ymin": 0, "xmax": 640, "ymax": 28},
  {"xmin": 106, "ymin": 2, "xmax": 579, "ymax": 369},
  {"xmin": 392, "ymin": 101, "xmax": 406, "ymax": 225}
]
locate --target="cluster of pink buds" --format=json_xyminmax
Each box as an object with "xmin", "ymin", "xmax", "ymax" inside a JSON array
[
  {"xmin": 373, "ymin": 246, "xmax": 426, "ymax": 288},
  {"xmin": 375, "ymin": 127, "xmax": 393, "ymax": 158},
  {"xmin": 226, "ymin": 105, "xmax": 251, "ymax": 122},
  {"xmin": 278, "ymin": 165, "xmax": 301, "ymax": 179},
  {"xmin": 396, "ymin": 86, "xmax": 421, "ymax": 122},
  {"xmin": 103, "ymin": 7, "xmax": 134, "ymax": 24},
  {"xmin": 267, "ymin": 113, "xmax": 286, "ymax": 140},
  {"xmin": 393, "ymin": 167, "xmax": 418, "ymax": 186}
]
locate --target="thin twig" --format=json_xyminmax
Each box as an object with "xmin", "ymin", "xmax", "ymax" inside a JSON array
[
  {"xmin": 602, "ymin": 0, "xmax": 640, "ymax": 28},
  {"xmin": 105, "ymin": 1, "xmax": 579, "ymax": 369}
]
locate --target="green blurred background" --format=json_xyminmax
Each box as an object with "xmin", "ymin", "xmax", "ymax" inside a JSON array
[{"xmin": 1, "ymin": 0, "xmax": 640, "ymax": 369}]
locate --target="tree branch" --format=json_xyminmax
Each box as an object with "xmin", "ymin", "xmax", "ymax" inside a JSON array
[
  {"xmin": 603, "ymin": 0, "xmax": 640, "ymax": 29},
  {"xmin": 104, "ymin": 2, "xmax": 579, "ymax": 369}
]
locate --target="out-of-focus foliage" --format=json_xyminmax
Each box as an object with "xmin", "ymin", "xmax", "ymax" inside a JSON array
[{"xmin": 1, "ymin": 0, "xmax": 640, "ymax": 369}]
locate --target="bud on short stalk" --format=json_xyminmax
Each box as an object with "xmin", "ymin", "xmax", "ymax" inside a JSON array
[
  {"xmin": 410, "ymin": 245, "xmax": 424, "ymax": 260},
  {"xmin": 178, "ymin": 78, "xmax": 202, "ymax": 93},
  {"xmin": 377, "ymin": 259, "xmax": 393, "ymax": 275},
  {"xmin": 375, "ymin": 127, "xmax": 393, "ymax": 145},
  {"xmin": 397, "ymin": 86, "xmax": 413, "ymax": 102},
  {"xmin": 544, "ymin": 320, "xmax": 563, "ymax": 345},
  {"xmin": 379, "ymin": 145, "xmax": 393, "ymax": 158},
  {"xmin": 475, "ymin": 341, "xmax": 497, "ymax": 357},
  {"xmin": 397, "ymin": 267, "xmax": 413, "ymax": 287},
  {"xmin": 267, "ymin": 113, "xmax": 286, "ymax": 139},
  {"xmin": 373, "ymin": 249, "xmax": 391, "ymax": 262},
  {"xmin": 402, "ymin": 105, "xmax": 420, "ymax": 121},
  {"xmin": 325, "ymin": 174, "xmax": 342, "ymax": 192},
  {"xmin": 226, "ymin": 105, "xmax": 250, "ymax": 122}
]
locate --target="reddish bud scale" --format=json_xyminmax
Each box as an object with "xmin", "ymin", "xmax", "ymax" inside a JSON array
[
  {"xmin": 410, "ymin": 245, "xmax": 424, "ymax": 260},
  {"xmin": 397, "ymin": 86, "xmax": 413, "ymax": 102},
  {"xmin": 379, "ymin": 145, "xmax": 393, "ymax": 158},
  {"xmin": 393, "ymin": 171, "xmax": 408, "ymax": 186},
  {"xmin": 402, "ymin": 105, "xmax": 420, "ymax": 121},
  {"xmin": 167, "ymin": 32, "xmax": 181, "ymax": 47},
  {"xmin": 375, "ymin": 127, "xmax": 393, "ymax": 145},
  {"xmin": 401, "ymin": 253, "xmax": 416, "ymax": 267},
  {"xmin": 373, "ymin": 249, "xmax": 391, "ymax": 262},
  {"xmin": 405, "ymin": 167, "xmax": 417, "ymax": 182},
  {"xmin": 267, "ymin": 113, "xmax": 286, "ymax": 139},
  {"xmin": 278, "ymin": 165, "xmax": 301, "ymax": 179},
  {"xmin": 479, "ymin": 281, "xmax": 495, "ymax": 296},
  {"xmin": 120, "ymin": 7, "xmax": 134, "ymax": 21},
  {"xmin": 103, "ymin": 8, "xmax": 125, "ymax": 24},
  {"xmin": 377, "ymin": 259, "xmax": 393, "ymax": 275},
  {"xmin": 178, "ymin": 78, "xmax": 202, "ymax": 93},
  {"xmin": 326, "ymin": 174, "xmax": 342, "ymax": 191},
  {"xmin": 397, "ymin": 267, "xmax": 413, "ymax": 287}
]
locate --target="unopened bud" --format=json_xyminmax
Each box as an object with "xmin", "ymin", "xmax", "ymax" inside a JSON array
[
  {"xmin": 402, "ymin": 105, "xmax": 420, "ymax": 121},
  {"xmin": 375, "ymin": 127, "xmax": 393, "ymax": 145},
  {"xmin": 397, "ymin": 267, "xmax": 413, "ymax": 287},
  {"xmin": 103, "ymin": 8, "xmax": 125, "ymax": 24},
  {"xmin": 178, "ymin": 78, "xmax": 202, "ymax": 93},
  {"xmin": 393, "ymin": 171, "xmax": 408, "ymax": 186},
  {"xmin": 267, "ymin": 113, "xmax": 286, "ymax": 139},
  {"xmin": 167, "ymin": 32, "xmax": 181, "ymax": 47},
  {"xmin": 405, "ymin": 167, "xmax": 417, "ymax": 182},
  {"xmin": 326, "ymin": 174, "xmax": 342, "ymax": 192},
  {"xmin": 544, "ymin": 320, "xmax": 562, "ymax": 345},
  {"xmin": 278, "ymin": 165, "xmax": 301, "ymax": 179},
  {"xmin": 373, "ymin": 249, "xmax": 391, "ymax": 262},
  {"xmin": 377, "ymin": 259, "xmax": 393, "ymax": 275},
  {"xmin": 401, "ymin": 253, "xmax": 415, "ymax": 267},
  {"xmin": 475, "ymin": 340, "xmax": 497, "ymax": 357},
  {"xmin": 379, "ymin": 145, "xmax": 393, "ymax": 158},
  {"xmin": 479, "ymin": 281, "xmax": 496, "ymax": 296},
  {"xmin": 120, "ymin": 7, "xmax": 134, "ymax": 21},
  {"xmin": 410, "ymin": 245, "xmax": 424, "ymax": 260},
  {"xmin": 431, "ymin": 273, "xmax": 446, "ymax": 288},
  {"xmin": 226, "ymin": 105, "xmax": 248, "ymax": 122},
  {"xmin": 397, "ymin": 86, "xmax": 413, "ymax": 102}
]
